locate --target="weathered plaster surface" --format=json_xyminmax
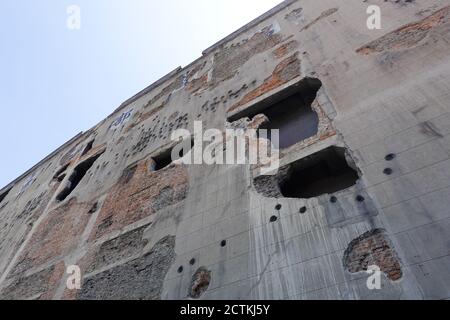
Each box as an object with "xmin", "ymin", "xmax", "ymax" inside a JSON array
[{"xmin": 1, "ymin": 0, "xmax": 450, "ymax": 300}]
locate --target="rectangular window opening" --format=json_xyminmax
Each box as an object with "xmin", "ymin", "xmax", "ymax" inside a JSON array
[
  {"xmin": 280, "ymin": 146, "xmax": 359, "ymax": 199},
  {"xmin": 229, "ymin": 77, "xmax": 323, "ymax": 149}
]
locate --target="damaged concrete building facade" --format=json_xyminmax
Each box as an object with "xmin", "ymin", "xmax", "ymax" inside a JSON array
[{"xmin": 1, "ymin": 0, "xmax": 450, "ymax": 299}]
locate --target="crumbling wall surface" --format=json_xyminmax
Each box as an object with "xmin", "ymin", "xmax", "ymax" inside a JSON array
[
  {"xmin": 1, "ymin": 0, "xmax": 450, "ymax": 300},
  {"xmin": 78, "ymin": 236, "xmax": 176, "ymax": 300}
]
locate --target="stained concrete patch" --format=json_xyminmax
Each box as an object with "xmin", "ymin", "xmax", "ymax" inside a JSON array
[{"xmin": 79, "ymin": 235, "xmax": 175, "ymax": 300}]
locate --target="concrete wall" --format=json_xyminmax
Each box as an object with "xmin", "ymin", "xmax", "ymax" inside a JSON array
[{"xmin": 0, "ymin": 0, "xmax": 449, "ymax": 300}]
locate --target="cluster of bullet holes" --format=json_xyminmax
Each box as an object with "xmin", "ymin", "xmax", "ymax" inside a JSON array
[
  {"xmin": 329, "ymin": 194, "xmax": 365, "ymax": 206},
  {"xmin": 178, "ymin": 240, "xmax": 227, "ymax": 274},
  {"xmin": 56, "ymin": 151, "xmax": 105, "ymax": 202},
  {"xmin": 280, "ymin": 146, "xmax": 359, "ymax": 199},
  {"xmin": 383, "ymin": 153, "xmax": 396, "ymax": 176},
  {"xmin": 229, "ymin": 78, "xmax": 322, "ymax": 149}
]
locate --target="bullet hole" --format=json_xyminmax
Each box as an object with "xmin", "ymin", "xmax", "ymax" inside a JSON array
[
  {"xmin": 385, "ymin": 153, "xmax": 396, "ymax": 161},
  {"xmin": 275, "ymin": 204, "xmax": 282, "ymax": 211},
  {"xmin": 56, "ymin": 151, "xmax": 105, "ymax": 202},
  {"xmin": 189, "ymin": 267, "xmax": 211, "ymax": 299},
  {"xmin": 81, "ymin": 139, "xmax": 95, "ymax": 157},
  {"xmin": 88, "ymin": 202, "xmax": 99, "ymax": 214},
  {"xmin": 280, "ymin": 147, "xmax": 359, "ymax": 199},
  {"xmin": 189, "ymin": 258, "xmax": 196, "ymax": 266},
  {"xmin": 220, "ymin": 240, "xmax": 227, "ymax": 247},
  {"xmin": 330, "ymin": 196, "xmax": 338, "ymax": 203},
  {"xmin": 299, "ymin": 207, "xmax": 307, "ymax": 214},
  {"xmin": 383, "ymin": 168, "xmax": 393, "ymax": 175},
  {"xmin": 356, "ymin": 195, "xmax": 365, "ymax": 202},
  {"xmin": 270, "ymin": 215, "xmax": 278, "ymax": 223},
  {"xmin": 178, "ymin": 266, "xmax": 184, "ymax": 273}
]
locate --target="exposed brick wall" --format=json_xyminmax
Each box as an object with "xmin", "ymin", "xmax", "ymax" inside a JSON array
[
  {"xmin": 357, "ymin": 5, "xmax": 450, "ymax": 55},
  {"xmin": 343, "ymin": 229, "xmax": 403, "ymax": 281},
  {"xmin": 228, "ymin": 52, "xmax": 301, "ymax": 113},
  {"xmin": 189, "ymin": 267, "xmax": 212, "ymax": 299},
  {"xmin": 89, "ymin": 160, "xmax": 188, "ymax": 241},
  {"xmin": 10, "ymin": 198, "xmax": 92, "ymax": 276},
  {"xmin": 77, "ymin": 235, "xmax": 176, "ymax": 300}
]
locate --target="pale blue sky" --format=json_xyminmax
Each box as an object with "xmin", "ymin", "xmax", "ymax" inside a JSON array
[{"xmin": 0, "ymin": 0, "xmax": 282, "ymax": 188}]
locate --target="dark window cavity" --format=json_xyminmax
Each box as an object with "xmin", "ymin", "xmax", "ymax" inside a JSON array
[
  {"xmin": 280, "ymin": 147, "xmax": 359, "ymax": 199},
  {"xmin": 229, "ymin": 78, "xmax": 322, "ymax": 149},
  {"xmin": 56, "ymin": 151, "xmax": 104, "ymax": 202}
]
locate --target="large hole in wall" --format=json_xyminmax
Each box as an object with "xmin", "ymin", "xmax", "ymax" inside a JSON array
[
  {"xmin": 56, "ymin": 151, "xmax": 104, "ymax": 202},
  {"xmin": 153, "ymin": 139, "xmax": 194, "ymax": 171},
  {"xmin": 229, "ymin": 78, "xmax": 322, "ymax": 149},
  {"xmin": 280, "ymin": 146, "xmax": 358, "ymax": 199},
  {"xmin": 153, "ymin": 149, "xmax": 173, "ymax": 171}
]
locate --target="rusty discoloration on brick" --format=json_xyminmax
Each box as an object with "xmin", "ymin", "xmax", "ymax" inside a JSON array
[
  {"xmin": 343, "ymin": 229, "xmax": 403, "ymax": 281},
  {"xmin": 89, "ymin": 160, "xmax": 188, "ymax": 241},
  {"xmin": 357, "ymin": 6, "xmax": 450, "ymax": 55},
  {"xmin": 228, "ymin": 52, "xmax": 301, "ymax": 113},
  {"xmin": 273, "ymin": 40, "xmax": 299, "ymax": 59}
]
